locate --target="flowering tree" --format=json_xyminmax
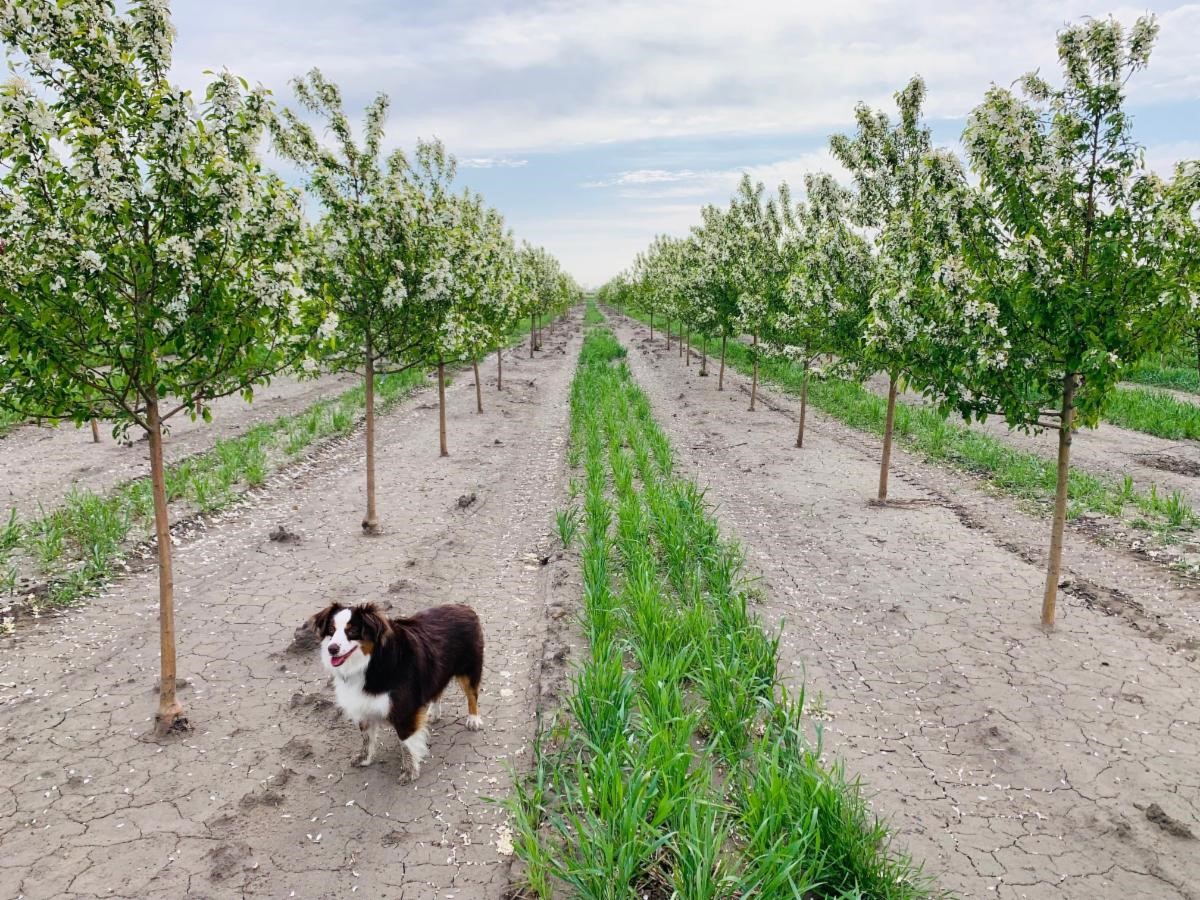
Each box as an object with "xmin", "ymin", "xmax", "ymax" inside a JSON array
[
  {"xmin": 727, "ymin": 175, "xmax": 788, "ymax": 411},
  {"xmin": 676, "ymin": 236, "xmax": 715, "ymax": 372},
  {"xmin": 516, "ymin": 243, "xmax": 573, "ymax": 357},
  {"xmin": 453, "ymin": 199, "xmax": 519, "ymax": 408},
  {"xmin": 831, "ymin": 77, "xmax": 979, "ymax": 502},
  {"xmin": 274, "ymin": 69, "xmax": 424, "ymax": 531},
  {"xmin": 632, "ymin": 237, "xmax": 676, "ymax": 344},
  {"xmin": 693, "ymin": 203, "xmax": 743, "ymax": 389},
  {"xmin": 961, "ymin": 16, "xmax": 1200, "ymax": 626},
  {"xmin": 0, "ymin": 0, "xmax": 311, "ymax": 733},
  {"xmin": 773, "ymin": 173, "xmax": 874, "ymax": 447}
]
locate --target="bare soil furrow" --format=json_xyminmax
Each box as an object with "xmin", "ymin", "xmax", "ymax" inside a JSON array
[{"xmin": 0, "ymin": 315, "xmax": 582, "ymax": 900}]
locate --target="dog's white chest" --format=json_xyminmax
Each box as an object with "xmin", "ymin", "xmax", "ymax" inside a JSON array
[{"xmin": 334, "ymin": 676, "xmax": 391, "ymax": 724}]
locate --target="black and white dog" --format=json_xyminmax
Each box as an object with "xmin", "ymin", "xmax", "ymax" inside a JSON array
[{"xmin": 309, "ymin": 602, "xmax": 484, "ymax": 780}]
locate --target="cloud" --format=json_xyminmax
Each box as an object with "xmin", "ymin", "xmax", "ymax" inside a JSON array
[
  {"xmin": 584, "ymin": 149, "xmax": 850, "ymax": 200},
  {"xmin": 165, "ymin": 0, "xmax": 1200, "ymax": 286},
  {"xmin": 171, "ymin": 1, "xmax": 1199, "ymax": 155},
  {"xmin": 459, "ymin": 157, "xmax": 529, "ymax": 168}
]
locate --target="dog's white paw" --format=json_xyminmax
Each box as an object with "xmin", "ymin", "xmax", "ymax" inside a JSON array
[
  {"xmin": 398, "ymin": 753, "xmax": 420, "ymax": 783},
  {"xmin": 427, "ymin": 701, "xmax": 442, "ymax": 723},
  {"xmin": 353, "ymin": 754, "xmax": 374, "ymax": 768},
  {"xmin": 466, "ymin": 714, "xmax": 483, "ymax": 732}
]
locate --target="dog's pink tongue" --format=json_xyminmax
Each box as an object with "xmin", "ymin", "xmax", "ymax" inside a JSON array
[{"xmin": 331, "ymin": 654, "xmax": 347, "ymax": 667}]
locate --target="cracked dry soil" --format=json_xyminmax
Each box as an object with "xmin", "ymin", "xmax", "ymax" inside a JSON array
[
  {"xmin": 614, "ymin": 315, "xmax": 1200, "ymax": 900},
  {"xmin": 0, "ymin": 313, "xmax": 582, "ymax": 900}
]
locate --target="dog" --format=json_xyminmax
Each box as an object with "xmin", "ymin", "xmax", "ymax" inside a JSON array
[{"xmin": 308, "ymin": 601, "xmax": 484, "ymax": 781}]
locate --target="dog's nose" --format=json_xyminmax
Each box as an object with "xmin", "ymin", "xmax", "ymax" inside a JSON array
[{"xmin": 327, "ymin": 644, "xmax": 341, "ymax": 656}]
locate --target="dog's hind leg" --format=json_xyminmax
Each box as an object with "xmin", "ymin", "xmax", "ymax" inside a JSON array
[
  {"xmin": 354, "ymin": 721, "xmax": 381, "ymax": 767},
  {"xmin": 457, "ymin": 675, "xmax": 483, "ymax": 731}
]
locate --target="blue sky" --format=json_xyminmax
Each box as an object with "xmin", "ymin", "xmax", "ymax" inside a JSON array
[{"xmin": 169, "ymin": 0, "xmax": 1200, "ymax": 286}]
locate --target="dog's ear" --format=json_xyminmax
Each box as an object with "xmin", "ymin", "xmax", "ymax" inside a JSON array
[
  {"xmin": 354, "ymin": 603, "xmax": 391, "ymax": 644},
  {"xmin": 308, "ymin": 603, "xmax": 342, "ymax": 637}
]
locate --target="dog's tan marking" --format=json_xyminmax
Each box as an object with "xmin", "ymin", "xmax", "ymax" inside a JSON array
[
  {"xmin": 456, "ymin": 675, "xmax": 480, "ymax": 717},
  {"xmin": 359, "ymin": 639, "xmax": 374, "ymax": 657},
  {"xmin": 409, "ymin": 705, "xmax": 428, "ymax": 737}
]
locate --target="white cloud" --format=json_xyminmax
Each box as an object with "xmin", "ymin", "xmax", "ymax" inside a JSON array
[
  {"xmin": 171, "ymin": 1, "xmax": 1200, "ymax": 155},
  {"xmin": 166, "ymin": 0, "xmax": 1200, "ymax": 285},
  {"xmin": 1143, "ymin": 141, "xmax": 1200, "ymax": 177},
  {"xmin": 459, "ymin": 157, "xmax": 529, "ymax": 168},
  {"xmin": 584, "ymin": 149, "xmax": 850, "ymax": 200}
]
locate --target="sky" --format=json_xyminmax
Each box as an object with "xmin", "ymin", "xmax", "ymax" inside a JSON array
[{"xmin": 169, "ymin": 0, "xmax": 1200, "ymax": 287}]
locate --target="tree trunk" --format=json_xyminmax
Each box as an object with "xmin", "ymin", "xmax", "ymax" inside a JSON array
[
  {"xmin": 749, "ymin": 333, "xmax": 759, "ymax": 411},
  {"xmin": 473, "ymin": 359, "xmax": 483, "ymax": 414},
  {"xmin": 678, "ymin": 324, "xmax": 683, "ymax": 358},
  {"xmin": 496, "ymin": 348, "xmax": 503, "ymax": 391},
  {"xmin": 700, "ymin": 335, "xmax": 708, "ymax": 375},
  {"xmin": 148, "ymin": 396, "xmax": 186, "ymax": 736},
  {"xmin": 877, "ymin": 373, "xmax": 898, "ymax": 502},
  {"xmin": 1041, "ymin": 373, "xmax": 1077, "ymax": 629},
  {"xmin": 796, "ymin": 359, "xmax": 809, "ymax": 448},
  {"xmin": 666, "ymin": 320, "xmax": 672, "ymax": 351},
  {"xmin": 90, "ymin": 417, "xmax": 100, "ymax": 443},
  {"xmin": 529, "ymin": 314, "xmax": 536, "ymax": 358},
  {"xmin": 718, "ymin": 335, "xmax": 727, "ymax": 390},
  {"xmin": 362, "ymin": 346, "xmax": 379, "ymax": 534},
  {"xmin": 650, "ymin": 312, "xmax": 655, "ymax": 342},
  {"xmin": 437, "ymin": 359, "xmax": 449, "ymax": 457}
]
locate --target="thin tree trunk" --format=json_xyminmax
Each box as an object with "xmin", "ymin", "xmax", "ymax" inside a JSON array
[
  {"xmin": 666, "ymin": 320, "xmax": 672, "ymax": 351},
  {"xmin": 877, "ymin": 373, "xmax": 898, "ymax": 502},
  {"xmin": 718, "ymin": 334, "xmax": 727, "ymax": 390},
  {"xmin": 473, "ymin": 359, "xmax": 483, "ymax": 414},
  {"xmin": 529, "ymin": 314, "xmax": 535, "ymax": 358},
  {"xmin": 148, "ymin": 395, "xmax": 185, "ymax": 735},
  {"xmin": 749, "ymin": 333, "xmax": 759, "ymax": 411},
  {"xmin": 437, "ymin": 359, "xmax": 449, "ymax": 457},
  {"xmin": 685, "ymin": 327, "xmax": 691, "ymax": 366},
  {"xmin": 700, "ymin": 335, "xmax": 708, "ymax": 376},
  {"xmin": 90, "ymin": 417, "xmax": 100, "ymax": 443},
  {"xmin": 1041, "ymin": 373, "xmax": 1077, "ymax": 629},
  {"xmin": 496, "ymin": 348, "xmax": 503, "ymax": 391},
  {"xmin": 650, "ymin": 312, "xmax": 655, "ymax": 342},
  {"xmin": 796, "ymin": 358, "xmax": 810, "ymax": 448},
  {"xmin": 678, "ymin": 324, "xmax": 683, "ymax": 358},
  {"xmin": 362, "ymin": 346, "xmax": 379, "ymax": 534}
]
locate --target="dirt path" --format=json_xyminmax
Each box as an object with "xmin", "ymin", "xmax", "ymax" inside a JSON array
[
  {"xmin": 614, "ymin": 315, "xmax": 1200, "ymax": 900},
  {"xmin": 862, "ymin": 372, "xmax": 1200, "ymax": 511},
  {"xmin": 0, "ymin": 371, "xmax": 360, "ymax": 522},
  {"xmin": 0, "ymin": 314, "xmax": 582, "ymax": 900}
]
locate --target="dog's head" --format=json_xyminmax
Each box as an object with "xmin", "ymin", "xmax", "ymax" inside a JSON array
[{"xmin": 309, "ymin": 602, "xmax": 390, "ymax": 678}]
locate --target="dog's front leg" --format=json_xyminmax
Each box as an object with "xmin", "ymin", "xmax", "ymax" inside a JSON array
[
  {"xmin": 396, "ymin": 707, "xmax": 430, "ymax": 783},
  {"xmin": 353, "ymin": 721, "xmax": 380, "ymax": 767}
]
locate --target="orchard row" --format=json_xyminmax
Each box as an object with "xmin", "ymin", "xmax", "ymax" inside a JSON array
[
  {"xmin": 0, "ymin": 0, "xmax": 579, "ymax": 732},
  {"xmin": 600, "ymin": 15, "xmax": 1200, "ymax": 629}
]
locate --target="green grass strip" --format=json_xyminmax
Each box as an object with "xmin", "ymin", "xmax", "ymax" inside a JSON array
[
  {"xmin": 1124, "ymin": 350, "xmax": 1200, "ymax": 395},
  {"xmin": 622, "ymin": 310, "xmax": 1197, "ymax": 536},
  {"xmin": 508, "ymin": 322, "xmax": 930, "ymax": 898},
  {"xmin": 1102, "ymin": 385, "xmax": 1200, "ymax": 440}
]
